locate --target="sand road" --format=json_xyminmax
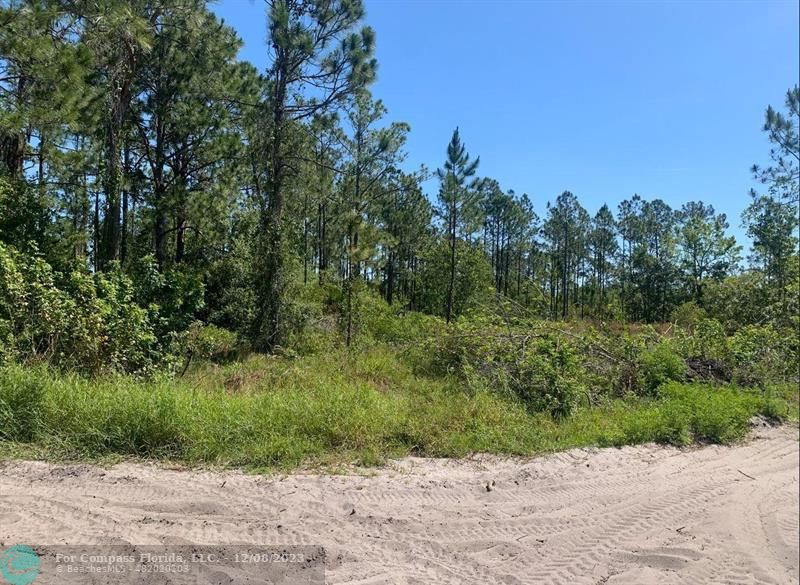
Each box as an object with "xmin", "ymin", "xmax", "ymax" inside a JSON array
[{"xmin": 1, "ymin": 425, "xmax": 797, "ymax": 585}]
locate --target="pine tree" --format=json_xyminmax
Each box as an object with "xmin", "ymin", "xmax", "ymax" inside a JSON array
[
  {"xmin": 436, "ymin": 127, "xmax": 480, "ymax": 323},
  {"xmin": 542, "ymin": 191, "xmax": 587, "ymax": 318},
  {"xmin": 587, "ymin": 204, "xmax": 617, "ymax": 314},
  {"xmin": 751, "ymin": 86, "xmax": 799, "ymax": 205},
  {"xmin": 130, "ymin": 1, "xmax": 245, "ymax": 268},
  {"xmin": 743, "ymin": 86, "xmax": 800, "ymax": 316},
  {"xmin": 340, "ymin": 91, "xmax": 408, "ymax": 345},
  {"xmin": 79, "ymin": 0, "xmax": 156, "ymax": 269},
  {"xmin": 252, "ymin": 0, "xmax": 376, "ymax": 351},
  {"xmin": 676, "ymin": 202, "xmax": 739, "ymax": 303}
]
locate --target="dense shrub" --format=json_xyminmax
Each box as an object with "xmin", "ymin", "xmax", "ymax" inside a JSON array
[
  {"xmin": 703, "ymin": 259, "xmax": 799, "ymax": 332},
  {"xmin": 675, "ymin": 318, "xmax": 728, "ymax": 360},
  {"xmin": 668, "ymin": 317, "xmax": 797, "ymax": 388},
  {"xmin": 352, "ymin": 288, "xmax": 444, "ymax": 345},
  {"xmin": 0, "ymin": 176, "xmax": 51, "ymax": 254},
  {"xmin": 0, "ymin": 243, "xmax": 163, "ymax": 374},
  {"xmin": 282, "ymin": 281, "xmax": 340, "ymax": 355},
  {"xmin": 429, "ymin": 318, "xmax": 583, "ymax": 418},
  {"xmin": 204, "ymin": 235, "xmax": 257, "ymax": 335},
  {"xmin": 670, "ymin": 301, "xmax": 706, "ymax": 329},
  {"xmin": 1, "ymin": 242, "xmax": 71, "ymax": 363},
  {"xmin": 703, "ymin": 274, "xmax": 769, "ymax": 331},
  {"xmin": 658, "ymin": 383, "xmax": 764, "ymax": 444},
  {"xmin": 185, "ymin": 323, "xmax": 239, "ymax": 362},
  {"xmin": 129, "ymin": 255, "xmax": 205, "ymax": 339},
  {"xmin": 640, "ymin": 343, "xmax": 686, "ymax": 394},
  {"xmin": 416, "ymin": 240, "xmax": 493, "ymax": 319},
  {"xmin": 729, "ymin": 324, "xmax": 796, "ymax": 386}
]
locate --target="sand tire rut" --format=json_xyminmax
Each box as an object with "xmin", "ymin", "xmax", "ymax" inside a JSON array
[{"xmin": 0, "ymin": 426, "xmax": 797, "ymax": 584}]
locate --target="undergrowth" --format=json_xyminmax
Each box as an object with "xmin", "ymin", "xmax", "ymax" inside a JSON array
[{"xmin": 1, "ymin": 344, "xmax": 795, "ymax": 471}]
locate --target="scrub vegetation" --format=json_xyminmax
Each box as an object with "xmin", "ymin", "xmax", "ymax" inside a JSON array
[{"xmin": 0, "ymin": 1, "xmax": 797, "ymax": 470}]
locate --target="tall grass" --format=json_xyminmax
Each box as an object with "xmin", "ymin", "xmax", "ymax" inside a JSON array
[{"xmin": 0, "ymin": 345, "xmax": 794, "ymax": 470}]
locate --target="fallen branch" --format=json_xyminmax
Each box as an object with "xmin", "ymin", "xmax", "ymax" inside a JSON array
[{"xmin": 736, "ymin": 469, "xmax": 756, "ymax": 481}]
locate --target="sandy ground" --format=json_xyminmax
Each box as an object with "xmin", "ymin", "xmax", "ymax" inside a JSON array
[{"xmin": 0, "ymin": 425, "xmax": 797, "ymax": 585}]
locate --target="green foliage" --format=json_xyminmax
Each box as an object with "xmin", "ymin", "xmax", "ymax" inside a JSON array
[
  {"xmin": 429, "ymin": 318, "xmax": 583, "ymax": 418},
  {"xmin": 751, "ymin": 86, "xmax": 799, "ymax": 204},
  {"xmin": 0, "ymin": 353, "xmax": 792, "ymax": 470},
  {"xmin": 668, "ymin": 317, "xmax": 797, "ymax": 389},
  {"xmin": 670, "ymin": 301, "xmax": 706, "ymax": 328},
  {"xmin": 41, "ymin": 371, "xmax": 185, "ymax": 457},
  {"xmin": 702, "ymin": 274, "xmax": 767, "ymax": 330},
  {"xmin": 0, "ymin": 177, "xmax": 51, "ymax": 253},
  {"xmin": 347, "ymin": 287, "xmax": 444, "ymax": 345},
  {"xmin": 0, "ymin": 242, "xmax": 167, "ymax": 375},
  {"xmin": 0, "ymin": 1, "xmax": 795, "ymax": 378},
  {"xmin": 204, "ymin": 227, "xmax": 258, "ymax": 334},
  {"xmin": 729, "ymin": 324, "xmax": 796, "ymax": 387},
  {"xmin": 95, "ymin": 266, "xmax": 161, "ymax": 374},
  {"xmin": 675, "ymin": 201, "xmax": 740, "ymax": 302},
  {"xmin": 417, "ymin": 240, "xmax": 493, "ymax": 319},
  {"xmin": 185, "ymin": 323, "xmax": 239, "ymax": 363},
  {"xmin": 542, "ymin": 191, "xmax": 591, "ymax": 318},
  {"xmin": 640, "ymin": 343, "xmax": 685, "ymax": 394},
  {"xmin": 1, "ymin": 242, "xmax": 57, "ymax": 352},
  {"xmin": 0, "ymin": 366, "xmax": 45, "ymax": 441},
  {"xmin": 0, "ymin": 5, "xmax": 798, "ymax": 476},
  {"xmin": 657, "ymin": 383, "xmax": 764, "ymax": 444},
  {"xmin": 281, "ymin": 280, "xmax": 340, "ymax": 355},
  {"xmin": 129, "ymin": 256, "xmax": 205, "ymax": 337},
  {"xmin": 678, "ymin": 318, "xmax": 728, "ymax": 360}
]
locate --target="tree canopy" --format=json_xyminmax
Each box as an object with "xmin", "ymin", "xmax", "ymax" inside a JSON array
[{"xmin": 0, "ymin": 0, "xmax": 797, "ymax": 373}]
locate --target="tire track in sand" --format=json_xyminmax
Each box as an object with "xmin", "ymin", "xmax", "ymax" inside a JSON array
[{"xmin": 0, "ymin": 425, "xmax": 796, "ymax": 585}]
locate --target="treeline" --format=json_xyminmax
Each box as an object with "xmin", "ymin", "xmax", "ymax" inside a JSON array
[{"xmin": 0, "ymin": 0, "xmax": 798, "ymax": 372}]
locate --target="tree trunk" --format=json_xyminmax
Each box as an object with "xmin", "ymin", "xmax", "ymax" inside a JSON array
[
  {"xmin": 318, "ymin": 201, "xmax": 327, "ymax": 285},
  {"xmin": 154, "ymin": 206, "xmax": 167, "ymax": 267},
  {"xmin": 446, "ymin": 200, "xmax": 457, "ymax": 323},
  {"xmin": 253, "ymin": 61, "xmax": 288, "ymax": 352},
  {"xmin": 121, "ymin": 142, "xmax": 130, "ymax": 265},
  {"xmin": 0, "ymin": 132, "xmax": 24, "ymax": 179},
  {"xmin": 175, "ymin": 202, "xmax": 187, "ymax": 264},
  {"xmin": 0, "ymin": 75, "xmax": 27, "ymax": 179},
  {"xmin": 100, "ymin": 121, "xmax": 122, "ymax": 269}
]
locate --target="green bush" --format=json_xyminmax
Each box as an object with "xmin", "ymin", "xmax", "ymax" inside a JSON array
[
  {"xmin": 0, "ymin": 176, "xmax": 50, "ymax": 254},
  {"xmin": 681, "ymin": 318, "xmax": 729, "ymax": 360},
  {"xmin": 416, "ymin": 240, "xmax": 493, "ymax": 319},
  {"xmin": 0, "ymin": 242, "xmax": 74, "ymax": 364},
  {"xmin": 670, "ymin": 301, "xmax": 706, "ymax": 329},
  {"xmin": 608, "ymin": 383, "xmax": 774, "ymax": 447},
  {"xmin": 430, "ymin": 319, "xmax": 583, "ymax": 418},
  {"xmin": 185, "ymin": 323, "xmax": 239, "ymax": 362},
  {"xmin": 354, "ymin": 288, "xmax": 444, "ymax": 345},
  {"xmin": 659, "ymin": 383, "xmax": 763, "ymax": 444},
  {"xmin": 0, "ymin": 243, "xmax": 164, "ymax": 375},
  {"xmin": 282, "ymin": 281, "xmax": 339, "ymax": 355},
  {"xmin": 729, "ymin": 324, "xmax": 795, "ymax": 387},
  {"xmin": 640, "ymin": 343, "xmax": 685, "ymax": 394},
  {"xmin": 95, "ymin": 267, "xmax": 162, "ymax": 375},
  {"xmin": 129, "ymin": 255, "xmax": 205, "ymax": 338}
]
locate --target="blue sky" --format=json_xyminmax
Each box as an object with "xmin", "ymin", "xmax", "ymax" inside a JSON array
[{"xmin": 211, "ymin": 0, "xmax": 799, "ymax": 242}]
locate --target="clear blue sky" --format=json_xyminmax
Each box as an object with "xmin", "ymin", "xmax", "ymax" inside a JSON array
[{"xmin": 211, "ymin": 0, "xmax": 799, "ymax": 242}]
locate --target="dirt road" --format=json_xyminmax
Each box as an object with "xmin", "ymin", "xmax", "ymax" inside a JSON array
[{"xmin": 1, "ymin": 426, "xmax": 797, "ymax": 584}]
